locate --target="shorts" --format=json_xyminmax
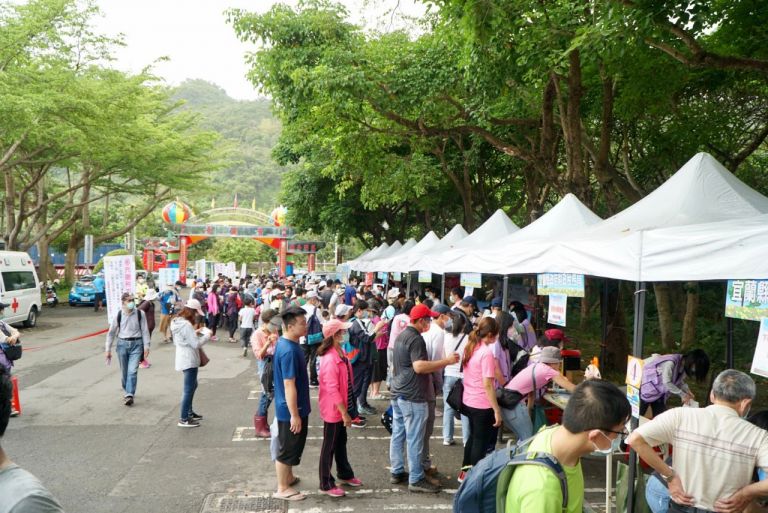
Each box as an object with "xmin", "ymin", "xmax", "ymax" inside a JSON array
[
  {"xmin": 276, "ymin": 417, "xmax": 309, "ymax": 466},
  {"xmin": 373, "ymin": 348, "xmax": 388, "ymax": 382}
]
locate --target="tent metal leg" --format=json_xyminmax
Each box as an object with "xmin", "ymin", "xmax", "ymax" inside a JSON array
[
  {"xmin": 441, "ymin": 274, "xmax": 446, "ymax": 304},
  {"xmin": 626, "ymin": 281, "xmax": 647, "ymax": 513},
  {"xmin": 727, "ymin": 316, "xmax": 734, "ymax": 369},
  {"xmin": 601, "ymin": 279, "xmax": 609, "ymax": 369},
  {"xmin": 502, "ymin": 276, "xmax": 509, "ymax": 310}
]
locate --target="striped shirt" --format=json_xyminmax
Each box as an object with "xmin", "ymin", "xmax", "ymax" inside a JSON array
[{"xmin": 634, "ymin": 404, "xmax": 768, "ymax": 510}]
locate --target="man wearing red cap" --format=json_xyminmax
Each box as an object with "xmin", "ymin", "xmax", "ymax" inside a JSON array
[{"xmin": 389, "ymin": 304, "xmax": 459, "ymax": 493}]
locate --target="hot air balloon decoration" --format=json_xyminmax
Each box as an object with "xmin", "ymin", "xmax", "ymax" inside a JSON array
[
  {"xmin": 162, "ymin": 201, "xmax": 192, "ymax": 225},
  {"xmin": 270, "ymin": 206, "xmax": 288, "ymax": 227}
]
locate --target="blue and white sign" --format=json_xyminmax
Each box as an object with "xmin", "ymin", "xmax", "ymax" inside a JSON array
[
  {"xmin": 538, "ymin": 273, "xmax": 585, "ymax": 298},
  {"xmin": 725, "ymin": 279, "xmax": 768, "ymax": 321}
]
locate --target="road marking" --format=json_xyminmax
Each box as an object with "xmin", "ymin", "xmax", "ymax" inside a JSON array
[{"xmin": 232, "ymin": 427, "xmax": 457, "ymax": 442}]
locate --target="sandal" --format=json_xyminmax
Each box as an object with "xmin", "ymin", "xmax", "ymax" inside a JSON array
[{"xmin": 273, "ymin": 490, "xmax": 306, "ymax": 502}]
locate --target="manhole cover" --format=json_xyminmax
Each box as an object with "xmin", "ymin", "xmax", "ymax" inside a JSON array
[{"xmin": 201, "ymin": 493, "xmax": 286, "ymax": 513}]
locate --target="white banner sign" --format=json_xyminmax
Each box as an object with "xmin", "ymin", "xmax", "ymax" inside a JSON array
[
  {"xmin": 227, "ymin": 262, "xmax": 237, "ymax": 277},
  {"xmin": 195, "ymin": 259, "xmax": 206, "ymax": 281},
  {"xmin": 240, "ymin": 263, "xmax": 247, "ymax": 279},
  {"xmin": 547, "ymin": 293, "xmax": 567, "ymax": 327},
  {"xmin": 213, "ymin": 262, "xmax": 227, "ymax": 277},
  {"xmin": 751, "ymin": 318, "xmax": 768, "ymax": 378},
  {"xmin": 104, "ymin": 255, "xmax": 135, "ymax": 322},
  {"xmin": 158, "ymin": 267, "xmax": 180, "ymax": 288},
  {"xmin": 418, "ymin": 271, "xmax": 432, "ymax": 283},
  {"xmin": 460, "ymin": 272, "xmax": 482, "ymax": 288}
]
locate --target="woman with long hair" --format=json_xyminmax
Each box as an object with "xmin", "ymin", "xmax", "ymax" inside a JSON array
[
  {"xmin": 459, "ymin": 317, "xmax": 502, "ymax": 482},
  {"xmin": 317, "ymin": 319, "xmax": 363, "ymax": 497},
  {"xmin": 206, "ymin": 283, "xmax": 221, "ymax": 340},
  {"xmin": 250, "ymin": 308, "xmax": 280, "ymax": 438},
  {"xmin": 171, "ymin": 299, "xmax": 210, "ymax": 428},
  {"xmin": 442, "ymin": 310, "xmax": 471, "ymax": 446}
]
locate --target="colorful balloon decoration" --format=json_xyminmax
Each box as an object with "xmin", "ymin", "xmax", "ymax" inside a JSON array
[
  {"xmin": 270, "ymin": 205, "xmax": 288, "ymax": 227},
  {"xmin": 161, "ymin": 201, "xmax": 192, "ymax": 224}
]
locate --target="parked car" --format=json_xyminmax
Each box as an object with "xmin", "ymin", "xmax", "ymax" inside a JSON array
[
  {"xmin": 68, "ymin": 280, "xmax": 102, "ymax": 306},
  {"xmin": 0, "ymin": 250, "xmax": 42, "ymax": 327}
]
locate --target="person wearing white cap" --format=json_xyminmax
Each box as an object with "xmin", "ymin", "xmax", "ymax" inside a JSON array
[
  {"xmin": 171, "ymin": 299, "xmax": 210, "ymax": 428},
  {"xmin": 334, "ymin": 304, "xmax": 352, "ymax": 320},
  {"xmin": 302, "ymin": 290, "xmax": 323, "ymax": 387}
]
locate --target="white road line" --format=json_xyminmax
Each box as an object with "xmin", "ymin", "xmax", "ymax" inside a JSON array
[{"xmin": 232, "ymin": 426, "xmax": 461, "ymax": 442}]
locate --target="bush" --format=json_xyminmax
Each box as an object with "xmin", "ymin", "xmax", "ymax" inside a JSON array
[{"xmin": 93, "ymin": 249, "xmax": 144, "ymax": 273}]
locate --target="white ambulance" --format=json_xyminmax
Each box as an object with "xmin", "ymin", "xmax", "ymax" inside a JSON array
[{"xmin": 0, "ymin": 251, "xmax": 42, "ymax": 327}]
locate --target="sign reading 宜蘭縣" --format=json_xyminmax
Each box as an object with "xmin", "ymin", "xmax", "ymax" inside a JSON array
[{"xmin": 725, "ymin": 279, "xmax": 768, "ymax": 320}]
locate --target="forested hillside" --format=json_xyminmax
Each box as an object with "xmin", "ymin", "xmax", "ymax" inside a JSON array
[{"xmin": 173, "ymin": 79, "xmax": 285, "ymax": 212}]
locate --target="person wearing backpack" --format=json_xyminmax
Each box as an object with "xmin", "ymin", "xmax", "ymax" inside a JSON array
[
  {"xmin": 503, "ymin": 380, "xmax": 631, "ymax": 513},
  {"xmin": 105, "ymin": 292, "xmax": 151, "ymax": 406},
  {"xmin": 238, "ymin": 297, "xmax": 257, "ymax": 358},
  {"xmin": 301, "ymin": 291, "xmax": 324, "ymax": 388},
  {"xmin": 347, "ymin": 300, "xmax": 388, "ymax": 417},
  {"xmin": 159, "ymin": 283, "xmax": 180, "ymax": 344}
]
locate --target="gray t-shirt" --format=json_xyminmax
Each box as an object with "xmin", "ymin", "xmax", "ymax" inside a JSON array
[
  {"xmin": 391, "ymin": 326, "xmax": 430, "ymax": 402},
  {"xmin": 0, "ymin": 464, "xmax": 64, "ymax": 513}
]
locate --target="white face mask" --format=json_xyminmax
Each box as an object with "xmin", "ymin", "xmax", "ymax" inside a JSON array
[{"xmin": 592, "ymin": 431, "xmax": 622, "ymax": 455}]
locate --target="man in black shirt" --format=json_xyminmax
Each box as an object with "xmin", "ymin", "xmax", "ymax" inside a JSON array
[{"xmin": 389, "ymin": 304, "xmax": 459, "ymax": 493}]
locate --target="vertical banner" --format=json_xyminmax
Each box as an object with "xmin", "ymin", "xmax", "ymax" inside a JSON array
[
  {"xmin": 83, "ymin": 234, "xmax": 94, "ymax": 266},
  {"xmin": 194, "ymin": 259, "xmax": 206, "ymax": 281},
  {"xmin": 751, "ymin": 319, "xmax": 768, "ymax": 378},
  {"xmin": 365, "ymin": 272, "xmax": 374, "ymax": 286},
  {"xmin": 626, "ymin": 356, "xmax": 644, "ymax": 420},
  {"xmin": 104, "ymin": 255, "xmax": 135, "ymax": 322},
  {"xmin": 178, "ymin": 236, "xmax": 188, "ymax": 285},
  {"xmin": 213, "ymin": 262, "xmax": 227, "ymax": 277},
  {"xmin": 158, "ymin": 268, "xmax": 180, "ymax": 287},
  {"xmin": 240, "ymin": 263, "xmax": 247, "ymax": 279},
  {"xmin": 547, "ymin": 293, "xmax": 567, "ymax": 326},
  {"xmin": 227, "ymin": 262, "xmax": 237, "ymax": 277}
]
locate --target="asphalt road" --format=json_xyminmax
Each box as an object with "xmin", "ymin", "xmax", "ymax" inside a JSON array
[{"xmin": 4, "ymin": 303, "xmax": 616, "ymax": 513}]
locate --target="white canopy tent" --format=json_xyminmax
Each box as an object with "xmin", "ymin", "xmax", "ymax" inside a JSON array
[
  {"xmin": 355, "ymin": 240, "xmax": 402, "ymax": 272},
  {"xmin": 427, "ymin": 193, "xmax": 602, "ymax": 274},
  {"xmin": 410, "ymin": 209, "xmax": 519, "ymax": 273},
  {"xmin": 401, "ymin": 224, "xmax": 469, "ymax": 272},
  {"xmin": 349, "ymin": 242, "xmax": 390, "ymax": 271},
  {"xmin": 357, "ymin": 238, "xmax": 418, "ymax": 272},
  {"xmin": 374, "ymin": 231, "xmax": 441, "ymax": 272}
]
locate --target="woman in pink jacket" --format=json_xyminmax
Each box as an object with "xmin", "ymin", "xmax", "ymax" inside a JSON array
[
  {"xmin": 317, "ymin": 319, "xmax": 363, "ymax": 497},
  {"xmin": 206, "ymin": 284, "xmax": 220, "ymax": 341}
]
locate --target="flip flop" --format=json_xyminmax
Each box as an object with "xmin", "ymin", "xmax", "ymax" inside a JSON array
[
  {"xmin": 289, "ymin": 476, "xmax": 301, "ymax": 486},
  {"xmin": 273, "ymin": 491, "xmax": 306, "ymax": 502}
]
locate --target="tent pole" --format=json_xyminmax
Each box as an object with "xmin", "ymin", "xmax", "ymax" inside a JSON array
[
  {"xmin": 726, "ymin": 317, "xmax": 734, "ymax": 369},
  {"xmin": 441, "ymin": 274, "xmax": 446, "ymax": 304},
  {"xmin": 406, "ymin": 272, "xmax": 411, "ymax": 297},
  {"xmin": 502, "ymin": 275, "xmax": 509, "ymax": 310},
  {"xmin": 600, "ymin": 279, "xmax": 609, "ymax": 369},
  {"xmin": 626, "ymin": 281, "xmax": 647, "ymax": 513}
]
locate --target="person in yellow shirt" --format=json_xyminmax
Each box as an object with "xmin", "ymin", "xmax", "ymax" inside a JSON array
[{"xmin": 506, "ymin": 380, "xmax": 630, "ymax": 513}]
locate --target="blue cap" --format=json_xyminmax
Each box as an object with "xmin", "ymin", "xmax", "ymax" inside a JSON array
[
  {"xmin": 433, "ymin": 304, "xmax": 452, "ymax": 315},
  {"xmin": 490, "ymin": 297, "xmax": 503, "ymax": 308},
  {"xmin": 462, "ymin": 296, "xmax": 478, "ymax": 308}
]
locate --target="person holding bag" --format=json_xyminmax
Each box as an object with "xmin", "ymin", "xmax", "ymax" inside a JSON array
[
  {"xmin": 316, "ymin": 318, "xmax": 363, "ymax": 497},
  {"xmin": 171, "ymin": 299, "xmax": 210, "ymax": 428},
  {"xmin": 501, "ymin": 346, "xmax": 577, "ymax": 440},
  {"xmin": 458, "ymin": 317, "xmax": 502, "ymax": 483}
]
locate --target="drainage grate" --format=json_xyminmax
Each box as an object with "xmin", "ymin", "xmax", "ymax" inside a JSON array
[{"xmin": 200, "ymin": 493, "xmax": 287, "ymax": 513}]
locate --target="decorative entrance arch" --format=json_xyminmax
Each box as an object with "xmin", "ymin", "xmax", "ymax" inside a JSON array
[{"xmin": 159, "ymin": 202, "xmax": 325, "ymax": 283}]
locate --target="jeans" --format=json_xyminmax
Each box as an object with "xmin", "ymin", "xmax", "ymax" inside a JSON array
[
  {"xmin": 256, "ymin": 359, "xmax": 272, "ymax": 417},
  {"xmin": 115, "ymin": 338, "xmax": 144, "ymax": 397},
  {"xmin": 422, "ymin": 400, "xmax": 436, "ymax": 470},
  {"xmin": 668, "ymin": 503, "xmax": 714, "ymax": 513},
  {"xmin": 180, "ymin": 367, "xmax": 198, "ymax": 420},
  {"xmin": 645, "ymin": 474, "xmax": 670, "ymax": 513},
  {"xmin": 389, "ymin": 397, "xmax": 428, "ymax": 484},
  {"xmin": 501, "ymin": 401, "xmax": 533, "ymax": 442},
  {"xmin": 442, "ymin": 375, "xmax": 470, "ymax": 445}
]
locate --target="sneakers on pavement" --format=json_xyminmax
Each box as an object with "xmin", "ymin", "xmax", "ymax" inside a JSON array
[
  {"xmin": 408, "ymin": 477, "xmax": 441, "ymax": 493},
  {"xmin": 242, "ymin": 347, "xmax": 248, "ymax": 357},
  {"xmin": 309, "ymin": 382, "xmax": 319, "ymax": 389},
  {"xmin": 339, "ymin": 477, "xmax": 362, "ymax": 487},
  {"xmin": 442, "ymin": 439, "xmax": 456, "ymax": 446},
  {"xmin": 350, "ymin": 417, "xmax": 367, "ymax": 428},
  {"xmin": 190, "ymin": 412, "xmax": 203, "ymax": 421},
  {"xmin": 123, "ymin": 396, "xmax": 134, "ymax": 406},
  {"xmin": 359, "ymin": 405, "xmax": 377, "ymax": 416},
  {"xmin": 319, "ymin": 487, "xmax": 346, "ymax": 497},
  {"xmin": 390, "ymin": 472, "xmax": 408, "ymax": 484},
  {"xmin": 178, "ymin": 419, "xmax": 200, "ymax": 428},
  {"xmin": 457, "ymin": 471, "xmax": 467, "ymax": 483}
]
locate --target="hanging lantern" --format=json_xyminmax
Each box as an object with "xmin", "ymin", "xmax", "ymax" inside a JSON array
[{"xmin": 162, "ymin": 201, "xmax": 192, "ymax": 224}]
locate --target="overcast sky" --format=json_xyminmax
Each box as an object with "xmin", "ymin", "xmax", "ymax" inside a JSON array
[{"xmin": 94, "ymin": 1, "xmax": 426, "ymax": 100}]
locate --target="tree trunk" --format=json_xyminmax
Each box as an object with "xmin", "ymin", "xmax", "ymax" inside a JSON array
[
  {"xmin": 654, "ymin": 282, "xmax": 675, "ymax": 350},
  {"xmin": 64, "ymin": 230, "xmax": 83, "ymax": 285},
  {"xmin": 681, "ymin": 282, "xmax": 699, "ymax": 349},
  {"xmin": 604, "ymin": 281, "xmax": 629, "ymax": 372}
]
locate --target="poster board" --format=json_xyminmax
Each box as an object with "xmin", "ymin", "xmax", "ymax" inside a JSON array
[
  {"xmin": 418, "ymin": 271, "xmax": 432, "ymax": 283},
  {"xmin": 751, "ymin": 319, "xmax": 768, "ymax": 378},
  {"xmin": 547, "ymin": 294, "xmax": 567, "ymax": 326},
  {"xmin": 104, "ymin": 255, "xmax": 135, "ymax": 322},
  {"xmin": 460, "ymin": 272, "xmax": 482, "ymax": 288},
  {"xmin": 725, "ymin": 279, "xmax": 768, "ymax": 320},
  {"xmin": 538, "ymin": 273, "xmax": 585, "ymax": 297},
  {"xmin": 158, "ymin": 268, "xmax": 180, "ymax": 288}
]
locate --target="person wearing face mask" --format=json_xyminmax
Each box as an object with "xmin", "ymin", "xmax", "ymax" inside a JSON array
[
  {"xmin": 448, "ymin": 287, "xmax": 463, "ymax": 309},
  {"xmin": 640, "ymin": 349, "xmax": 710, "ymax": 418},
  {"xmin": 316, "ymin": 319, "xmax": 364, "ymax": 497},
  {"xmin": 135, "ymin": 275, "xmax": 148, "ymax": 301},
  {"xmin": 389, "ymin": 304, "xmax": 459, "ymax": 493},
  {"xmin": 250, "ymin": 309, "xmax": 281, "ymax": 437},
  {"xmin": 505, "ymin": 380, "xmax": 630, "ymax": 512},
  {"xmin": 629, "ymin": 370, "xmax": 768, "ymax": 513},
  {"xmin": 347, "ymin": 300, "xmax": 388, "ymax": 416},
  {"xmin": 105, "ymin": 292, "xmax": 151, "ymax": 406}
]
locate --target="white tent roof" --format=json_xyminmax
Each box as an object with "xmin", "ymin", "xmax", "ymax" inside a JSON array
[
  {"xmin": 346, "ymin": 248, "xmax": 371, "ymax": 269},
  {"xmin": 453, "ymin": 209, "xmax": 519, "ymax": 249},
  {"xmin": 376, "ymin": 231, "xmax": 441, "ymax": 272},
  {"xmin": 355, "ymin": 240, "xmax": 401, "ymax": 272},
  {"xmin": 349, "ymin": 243, "xmax": 388, "ymax": 271},
  {"xmin": 404, "ymin": 224, "xmax": 469, "ymax": 272},
  {"xmin": 425, "ymin": 194, "xmax": 602, "ymax": 274},
  {"xmin": 513, "ymin": 152, "xmax": 768, "ymax": 280},
  {"xmin": 358, "ymin": 238, "xmax": 417, "ymax": 272}
]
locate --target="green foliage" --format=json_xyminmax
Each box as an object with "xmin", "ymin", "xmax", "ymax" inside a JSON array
[
  {"xmin": 206, "ymin": 239, "xmax": 276, "ymax": 266},
  {"xmin": 93, "ymin": 249, "xmax": 144, "ymax": 273}
]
